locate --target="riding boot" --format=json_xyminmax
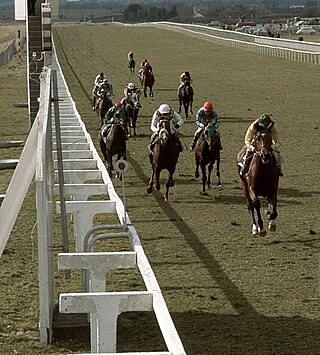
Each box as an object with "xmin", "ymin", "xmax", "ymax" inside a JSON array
[
  {"xmin": 239, "ymin": 152, "xmax": 251, "ymax": 177},
  {"xmin": 148, "ymin": 133, "xmax": 157, "ymax": 152},
  {"xmin": 176, "ymin": 136, "xmax": 183, "ymax": 152},
  {"xmin": 190, "ymin": 131, "xmax": 199, "ymax": 150}
]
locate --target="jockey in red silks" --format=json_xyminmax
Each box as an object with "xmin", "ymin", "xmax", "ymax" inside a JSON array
[{"xmin": 139, "ymin": 59, "xmax": 153, "ymax": 81}]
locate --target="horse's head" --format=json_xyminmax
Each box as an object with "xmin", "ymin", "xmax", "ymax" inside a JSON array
[
  {"xmin": 254, "ymin": 130, "xmax": 273, "ymax": 164},
  {"xmin": 204, "ymin": 125, "xmax": 219, "ymax": 151},
  {"xmin": 158, "ymin": 119, "xmax": 171, "ymax": 144}
]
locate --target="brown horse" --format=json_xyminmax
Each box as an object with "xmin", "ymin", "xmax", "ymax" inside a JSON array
[
  {"xmin": 139, "ymin": 68, "xmax": 155, "ymax": 98},
  {"xmin": 194, "ymin": 125, "xmax": 222, "ymax": 194},
  {"xmin": 97, "ymin": 91, "xmax": 113, "ymax": 127},
  {"xmin": 147, "ymin": 119, "xmax": 180, "ymax": 201},
  {"xmin": 237, "ymin": 129, "xmax": 279, "ymax": 236},
  {"xmin": 178, "ymin": 83, "xmax": 194, "ymax": 119},
  {"xmin": 99, "ymin": 116, "xmax": 127, "ymax": 179}
]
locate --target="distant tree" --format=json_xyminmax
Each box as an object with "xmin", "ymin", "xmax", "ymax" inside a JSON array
[{"xmin": 124, "ymin": 4, "xmax": 143, "ymax": 22}]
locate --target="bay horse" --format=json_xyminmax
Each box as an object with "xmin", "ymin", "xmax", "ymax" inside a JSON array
[
  {"xmin": 139, "ymin": 68, "xmax": 155, "ymax": 98},
  {"xmin": 99, "ymin": 115, "xmax": 127, "ymax": 179},
  {"xmin": 194, "ymin": 125, "xmax": 222, "ymax": 194},
  {"xmin": 122, "ymin": 92, "xmax": 141, "ymax": 136},
  {"xmin": 178, "ymin": 83, "xmax": 194, "ymax": 119},
  {"xmin": 147, "ymin": 119, "xmax": 180, "ymax": 201},
  {"xmin": 237, "ymin": 129, "xmax": 279, "ymax": 236},
  {"xmin": 97, "ymin": 91, "xmax": 113, "ymax": 127}
]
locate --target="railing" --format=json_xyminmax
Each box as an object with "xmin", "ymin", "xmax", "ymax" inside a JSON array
[
  {"xmin": 33, "ymin": 45, "xmax": 187, "ymax": 353},
  {"xmin": 136, "ymin": 22, "xmax": 320, "ymax": 65}
]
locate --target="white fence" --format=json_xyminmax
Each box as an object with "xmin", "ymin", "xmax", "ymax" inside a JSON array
[
  {"xmin": 37, "ymin": 48, "xmax": 186, "ymax": 353},
  {"xmin": 140, "ymin": 22, "xmax": 320, "ymax": 65}
]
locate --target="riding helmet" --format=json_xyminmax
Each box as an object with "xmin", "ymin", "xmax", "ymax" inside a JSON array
[
  {"xmin": 203, "ymin": 102, "xmax": 213, "ymax": 112},
  {"xmin": 128, "ymin": 83, "xmax": 135, "ymax": 90},
  {"xmin": 258, "ymin": 114, "xmax": 272, "ymax": 127},
  {"xmin": 158, "ymin": 104, "xmax": 171, "ymax": 115},
  {"xmin": 114, "ymin": 101, "xmax": 122, "ymax": 109}
]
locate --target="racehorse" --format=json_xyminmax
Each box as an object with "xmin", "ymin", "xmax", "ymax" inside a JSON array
[
  {"xmin": 128, "ymin": 58, "xmax": 135, "ymax": 74},
  {"xmin": 139, "ymin": 68, "xmax": 155, "ymax": 98},
  {"xmin": 178, "ymin": 83, "xmax": 194, "ymax": 119},
  {"xmin": 147, "ymin": 119, "xmax": 180, "ymax": 201},
  {"xmin": 97, "ymin": 91, "xmax": 113, "ymax": 127},
  {"xmin": 99, "ymin": 115, "xmax": 127, "ymax": 179},
  {"xmin": 237, "ymin": 129, "xmax": 279, "ymax": 236},
  {"xmin": 194, "ymin": 125, "xmax": 222, "ymax": 194},
  {"xmin": 122, "ymin": 92, "xmax": 141, "ymax": 136}
]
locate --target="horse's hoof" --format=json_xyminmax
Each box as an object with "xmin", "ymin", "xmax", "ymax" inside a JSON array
[
  {"xmin": 252, "ymin": 225, "xmax": 258, "ymax": 235},
  {"xmin": 201, "ymin": 191, "xmax": 208, "ymax": 196},
  {"xmin": 258, "ymin": 229, "xmax": 267, "ymax": 237},
  {"xmin": 155, "ymin": 185, "xmax": 161, "ymax": 191},
  {"xmin": 268, "ymin": 220, "xmax": 277, "ymax": 232},
  {"xmin": 195, "ymin": 172, "xmax": 200, "ymax": 179},
  {"xmin": 146, "ymin": 187, "xmax": 152, "ymax": 194},
  {"xmin": 217, "ymin": 184, "xmax": 223, "ymax": 190}
]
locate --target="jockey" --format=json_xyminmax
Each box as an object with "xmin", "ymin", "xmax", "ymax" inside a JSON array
[
  {"xmin": 177, "ymin": 71, "xmax": 192, "ymax": 96},
  {"xmin": 128, "ymin": 51, "xmax": 134, "ymax": 61},
  {"xmin": 92, "ymin": 72, "xmax": 106, "ymax": 109},
  {"xmin": 103, "ymin": 101, "xmax": 129, "ymax": 139},
  {"xmin": 239, "ymin": 114, "xmax": 283, "ymax": 177},
  {"xmin": 190, "ymin": 101, "xmax": 222, "ymax": 150},
  {"xmin": 148, "ymin": 104, "xmax": 184, "ymax": 153},
  {"xmin": 93, "ymin": 78, "xmax": 114, "ymax": 110},
  {"xmin": 123, "ymin": 82, "xmax": 141, "ymax": 98},
  {"xmin": 139, "ymin": 58, "xmax": 153, "ymax": 79}
]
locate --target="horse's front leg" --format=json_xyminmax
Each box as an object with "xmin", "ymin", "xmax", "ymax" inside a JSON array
[
  {"xmin": 143, "ymin": 88, "xmax": 147, "ymax": 98},
  {"xmin": 178, "ymin": 98, "xmax": 182, "ymax": 113},
  {"xmin": 201, "ymin": 163, "xmax": 208, "ymax": 195},
  {"xmin": 252, "ymin": 197, "xmax": 266, "ymax": 236},
  {"xmin": 155, "ymin": 167, "xmax": 161, "ymax": 191},
  {"xmin": 266, "ymin": 196, "xmax": 278, "ymax": 231},
  {"xmin": 207, "ymin": 162, "xmax": 213, "ymax": 189},
  {"xmin": 149, "ymin": 88, "xmax": 154, "ymax": 97},
  {"xmin": 195, "ymin": 156, "xmax": 200, "ymax": 179},
  {"xmin": 147, "ymin": 165, "xmax": 155, "ymax": 194},
  {"xmin": 190, "ymin": 100, "xmax": 193, "ymax": 115},
  {"xmin": 164, "ymin": 170, "xmax": 174, "ymax": 201}
]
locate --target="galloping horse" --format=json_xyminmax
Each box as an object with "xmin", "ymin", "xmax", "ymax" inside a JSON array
[
  {"xmin": 97, "ymin": 91, "xmax": 113, "ymax": 127},
  {"xmin": 237, "ymin": 129, "xmax": 279, "ymax": 236},
  {"xmin": 194, "ymin": 125, "xmax": 222, "ymax": 194},
  {"xmin": 139, "ymin": 68, "xmax": 155, "ymax": 98},
  {"xmin": 122, "ymin": 92, "xmax": 141, "ymax": 136},
  {"xmin": 99, "ymin": 115, "xmax": 127, "ymax": 178},
  {"xmin": 178, "ymin": 83, "xmax": 194, "ymax": 119},
  {"xmin": 147, "ymin": 119, "xmax": 180, "ymax": 201}
]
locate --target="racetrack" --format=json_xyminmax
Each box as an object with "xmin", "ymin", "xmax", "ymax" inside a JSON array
[{"xmin": 0, "ymin": 23, "xmax": 319, "ymax": 354}]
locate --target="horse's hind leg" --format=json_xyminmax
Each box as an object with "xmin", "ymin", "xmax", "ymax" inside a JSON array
[
  {"xmin": 190, "ymin": 100, "xmax": 193, "ymax": 115},
  {"xmin": 149, "ymin": 88, "xmax": 154, "ymax": 97},
  {"xmin": 215, "ymin": 158, "xmax": 222, "ymax": 188}
]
